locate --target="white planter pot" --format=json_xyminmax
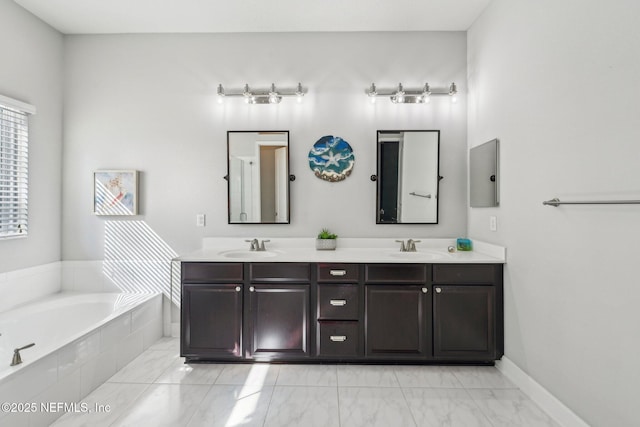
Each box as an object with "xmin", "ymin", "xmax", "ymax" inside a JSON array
[{"xmin": 315, "ymin": 239, "xmax": 337, "ymax": 250}]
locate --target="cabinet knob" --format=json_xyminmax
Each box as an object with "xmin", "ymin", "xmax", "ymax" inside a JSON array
[
  {"xmin": 422, "ymin": 287, "xmax": 428, "ymax": 293},
  {"xmin": 330, "ymin": 335, "xmax": 347, "ymax": 342},
  {"xmin": 249, "ymin": 286, "xmax": 255, "ymax": 292},
  {"xmin": 435, "ymin": 287, "xmax": 442, "ymax": 293},
  {"xmin": 235, "ymin": 286, "xmax": 241, "ymax": 292}
]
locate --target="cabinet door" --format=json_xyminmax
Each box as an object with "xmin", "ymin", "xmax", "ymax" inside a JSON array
[
  {"xmin": 365, "ymin": 285, "xmax": 431, "ymax": 359},
  {"xmin": 181, "ymin": 283, "xmax": 243, "ymax": 359},
  {"xmin": 433, "ymin": 285, "xmax": 495, "ymax": 360},
  {"xmin": 248, "ymin": 284, "xmax": 310, "ymax": 360}
]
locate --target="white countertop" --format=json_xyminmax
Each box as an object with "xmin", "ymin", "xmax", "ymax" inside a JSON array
[{"xmin": 176, "ymin": 238, "xmax": 506, "ymax": 264}]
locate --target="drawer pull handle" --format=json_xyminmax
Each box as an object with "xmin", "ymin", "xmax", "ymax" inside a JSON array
[
  {"xmin": 235, "ymin": 286, "xmax": 241, "ymax": 292},
  {"xmin": 330, "ymin": 335, "xmax": 347, "ymax": 342},
  {"xmin": 435, "ymin": 287, "xmax": 442, "ymax": 293},
  {"xmin": 422, "ymin": 287, "xmax": 428, "ymax": 294},
  {"xmin": 330, "ymin": 299, "xmax": 347, "ymax": 306},
  {"xmin": 249, "ymin": 286, "xmax": 255, "ymax": 292},
  {"xmin": 330, "ymin": 270, "xmax": 347, "ymax": 276}
]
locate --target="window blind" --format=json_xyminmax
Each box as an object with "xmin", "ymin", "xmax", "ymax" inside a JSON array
[{"xmin": 0, "ymin": 98, "xmax": 31, "ymax": 239}]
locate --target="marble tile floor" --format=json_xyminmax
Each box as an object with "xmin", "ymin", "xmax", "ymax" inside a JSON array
[{"xmin": 51, "ymin": 337, "xmax": 560, "ymax": 427}]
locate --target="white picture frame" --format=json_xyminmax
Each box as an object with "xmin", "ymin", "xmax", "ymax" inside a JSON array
[{"xmin": 93, "ymin": 170, "xmax": 139, "ymax": 216}]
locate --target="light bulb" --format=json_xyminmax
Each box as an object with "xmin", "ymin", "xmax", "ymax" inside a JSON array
[
  {"xmin": 367, "ymin": 83, "xmax": 377, "ymax": 104},
  {"xmin": 216, "ymin": 84, "xmax": 225, "ymax": 104},
  {"xmin": 295, "ymin": 83, "xmax": 304, "ymax": 103},
  {"xmin": 449, "ymin": 82, "xmax": 458, "ymax": 103},
  {"xmin": 395, "ymin": 83, "xmax": 405, "ymax": 103},
  {"xmin": 422, "ymin": 83, "xmax": 431, "ymax": 104}
]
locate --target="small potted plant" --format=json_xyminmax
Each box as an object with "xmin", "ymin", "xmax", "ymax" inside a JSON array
[{"xmin": 316, "ymin": 228, "xmax": 338, "ymax": 250}]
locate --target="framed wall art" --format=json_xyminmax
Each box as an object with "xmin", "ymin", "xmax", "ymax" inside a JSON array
[{"xmin": 93, "ymin": 170, "xmax": 139, "ymax": 216}]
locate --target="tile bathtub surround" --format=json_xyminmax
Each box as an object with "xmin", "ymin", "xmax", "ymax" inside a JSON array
[
  {"xmin": 0, "ymin": 262, "xmax": 61, "ymax": 312},
  {"xmin": 0, "ymin": 294, "xmax": 163, "ymax": 427},
  {"xmin": 52, "ymin": 338, "xmax": 561, "ymax": 427}
]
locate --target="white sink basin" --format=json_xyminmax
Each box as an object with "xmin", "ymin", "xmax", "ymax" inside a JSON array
[
  {"xmin": 387, "ymin": 250, "xmax": 451, "ymax": 260},
  {"xmin": 219, "ymin": 250, "xmax": 279, "ymax": 259}
]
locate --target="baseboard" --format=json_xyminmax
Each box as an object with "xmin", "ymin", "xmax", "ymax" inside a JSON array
[
  {"xmin": 171, "ymin": 322, "xmax": 180, "ymax": 337},
  {"xmin": 496, "ymin": 357, "xmax": 590, "ymax": 427}
]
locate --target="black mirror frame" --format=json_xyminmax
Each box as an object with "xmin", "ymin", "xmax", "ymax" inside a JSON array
[
  {"xmin": 375, "ymin": 129, "xmax": 441, "ymax": 225},
  {"xmin": 227, "ymin": 130, "xmax": 291, "ymax": 224}
]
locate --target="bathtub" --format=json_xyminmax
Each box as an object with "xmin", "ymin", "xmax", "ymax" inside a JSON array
[{"xmin": 0, "ymin": 292, "xmax": 163, "ymax": 427}]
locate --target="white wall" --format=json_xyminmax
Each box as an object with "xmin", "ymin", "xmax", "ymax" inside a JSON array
[
  {"xmin": 0, "ymin": 0, "xmax": 63, "ymax": 273},
  {"xmin": 62, "ymin": 32, "xmax": 468, "ymax": 260},
  {"xmin": 468, "ymin": 1, "xmax": 640, "ymax": 426}
]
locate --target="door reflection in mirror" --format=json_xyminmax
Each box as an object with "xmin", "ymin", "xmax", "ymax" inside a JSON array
[
  {"xmin": 377, "ymin": 130, "xmax": 440, "ymax": 224},
  {"xmin": 470, "ymin": 138, "xmax": 499, "ymax": 208},
  {"xmin": 227, "ymin": 131, "xmax": 290, "ymax": 224}
]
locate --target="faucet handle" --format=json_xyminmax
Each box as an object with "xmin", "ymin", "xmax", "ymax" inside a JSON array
[
  {"xmin": 395, "ymin": 240, "xmax": 406, "ymax": 252},
  {"xmin": 259, "ymin": 240, "xmax": 271, "ymax": 251}
]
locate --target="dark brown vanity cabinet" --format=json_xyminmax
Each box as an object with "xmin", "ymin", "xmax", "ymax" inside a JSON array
[
  {"xmin": 247, "ymin": 283, "xmax": 310, "ymax": 360},
  {"xmin": 316, "ymin": 264, "xmax": 362, "ymax": 358},
  {"xmin": 432, "ymin": 264, "xmax": 504, "ymax": 361},
  {"xmin": 246, "ymin": 263, "xmax": 311, "ymax": 360},
  {"xmin": 181, "ymin": 260, "xmax": 503, "ymax": 363},
  {"xmin": 181, "ymin": 263, "xmax": 244, "ymax": 360},
  {"xmin": 365, "ymin": 264, "xmax": 432, "ymax": 359}
]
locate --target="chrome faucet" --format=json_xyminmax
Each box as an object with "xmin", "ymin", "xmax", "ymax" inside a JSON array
[
  {"xmin": 245, "ymin": 239, "xmax": 259, "ymax": 251},
  {"xmin": 245, "ymin": 239, "xmax": 270, "ymax": 251},
  {"xmin": 396, "ymin": 239, "xmax": 421, "ymax": 252},
  {"xmin": 406, "ymin": 239, "xmax": 421, "ymax": 252},
  {"xmin": 258, "ymin": 240, "xmax": 270, "ymax": 251},
  {"xmin": 11, "ymin": 343, "xmax": 35, "ymax": 366}
]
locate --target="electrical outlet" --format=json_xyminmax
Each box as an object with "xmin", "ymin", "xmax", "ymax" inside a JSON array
[
  {"xmin": 196, "ymin": 213, "xmax": 206, "ymax": 227},
  {"xmin": 489, "ymin": 216, "xmax": 497, "ymax": 232}
]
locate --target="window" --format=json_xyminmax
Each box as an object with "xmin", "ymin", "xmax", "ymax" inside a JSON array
[{"xmin": 0, "ymin": 94, "xmax": 35, "ymax": 239}]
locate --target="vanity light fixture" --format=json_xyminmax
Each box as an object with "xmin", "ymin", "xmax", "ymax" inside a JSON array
[
  {"xmin": 366, "ymin": 82, "xmax": 458, "ymax": 104},
  {"xmin": 217, "ymin": 83, "xmax": 307, "ymax": 105}
]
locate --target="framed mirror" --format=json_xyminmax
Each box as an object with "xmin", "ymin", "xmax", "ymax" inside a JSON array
[
  {"xmin": 376, "ymin": 130, "xmax": 440, "ymax": 224},
  {"xmin": 227, "ymin": 131, "xmax": 290, "ymax": 224},
  {"xmin": 470, "ymin": 138, "xmax": 499, "ymax": 207}
]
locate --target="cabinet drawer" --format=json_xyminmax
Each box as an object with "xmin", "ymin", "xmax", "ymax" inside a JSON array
[
  {"xmin": 250, "ymin": 263, "xmax": 310, "ymax": 282},
  {"xmin": 432, "ymin": 264, "xmax": 496, "ymax": 284},
  {"xmin": 365, "ymin": 264, "xmax": 427, "ymax": 283},
  {"xmin": 318, "ymin": 284, "xmax": 359, "ymax": 320},
  {"xmin": 318, "ymin": 321, "xmax": 359, "ymax": 357},
  {"xmin": 317, "ymin": 263, "xmax": 360, "ymax": 283},
  {"xmin": 182, "ymin": 262, "xmax": 243, "ymax": 283}
]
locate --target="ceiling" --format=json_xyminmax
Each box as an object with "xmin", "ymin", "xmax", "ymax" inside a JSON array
[{"xmin": 14, "ymin": 0, "xmax": 492, "ymax": 34}]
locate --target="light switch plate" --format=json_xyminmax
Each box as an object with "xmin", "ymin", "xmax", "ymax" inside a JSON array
[
  {"xmin": 489, "ymin": 215, "xmax": 497, "ymax": 231},
  {"xmin": 196, "ymin": 213, "xmax": 206, "ymax": 227}
]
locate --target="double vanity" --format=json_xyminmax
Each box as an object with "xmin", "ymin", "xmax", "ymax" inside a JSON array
[
  {"xmin": 178, "ymin": 238, "xmax": 505, "ymax": 365},
  {"xmin": 185, "ymin": 130, "xmax": 505, "ymax": 365}
]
